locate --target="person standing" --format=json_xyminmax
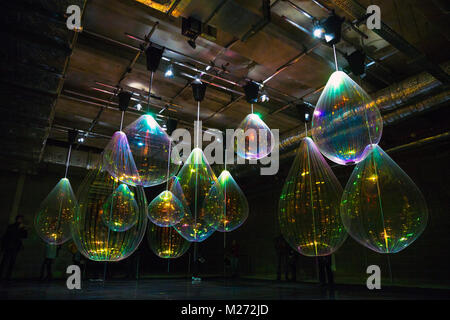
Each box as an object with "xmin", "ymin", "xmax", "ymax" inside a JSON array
[
  {"xmin": 39, "ymin": 243, "xmax": 60, "ymax": 281},
  {"xmin": 230, "ymin": 240, "xmax": 240, "ymax": 278},
  {"xmin": 0, "ymin": 215, "xmax": 28, "ymax": 280},
  {"xmin": 274, "ymin": 235, "xmax": 288, "ymax": 281}
]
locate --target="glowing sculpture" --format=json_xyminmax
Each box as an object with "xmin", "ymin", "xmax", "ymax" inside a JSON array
[
  {"xmin": 311, "ymin": 71, "xmax": 383, "ymax": 165},
  {"xmin": 236, "ymin": 113, "xmax": 275, "ymax": 160},
  {"xmin": 147, "ymin": 224, "xmax": 190, "ymax": 259},
  {"xmin": 102, "ymin": 183, "xmax": 139, "ymax": 232},
  {"xmin": 340, "ymin": 144, "xmax": 428, "ymax": 253},
  {"xmin": 215, "ymin": 170, "xmax": 249, "ymax": 232},
  {"xmin": 278, "ymin": 138, "xmax": 347, "ymax": 256},
  {"xmin": 103, "ymin": 131, "xmax": 140, "ymax": 186},
  {"xmin": 72, "ymin": 165, "xmax": 147, "ymax": 261},
  {"xmin": 171, "ymin": 148, "xmax": 223, "ymax": 242},
  {"xmin": 124, "ymin": 114, "xmax": 180, "ymax": 187},
  {"xmin": 35, "ymin": 178, "xmax": 76, "ymax": 245},
  {"xmin": 148, "ymin": 190, "xmax": 185, "ymax": 227}
]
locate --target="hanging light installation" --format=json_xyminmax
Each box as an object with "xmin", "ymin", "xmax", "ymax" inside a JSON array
[
  {"xmin": 72, "ymin": 163, "xmax": 148, "ymax": 261},
  {"xmin": 123, "ymin": 48, "xmax": 181, "ymax": 187},
  {"xmin": 171, "ymin": 80, "xmax": 223, "ymax": 242},
  {"xmin": 215, "ymin": 170, "xmax": 249, "ymax": 232},
  {"xmin": 278, "ymin": 134, "xmax": 347, "ymax": 256},
  {"xmin": 236, "ymin": 81, "xmax": 275, "ymax": 160},
  {"xmin": 101, "ymin": 183, "xmax": 139, "ymax": 232},
  {"xmin": 311, "ymin": 40, "xmax": 383, "ymax": 165},
  {"xmin": 147, "ymin": 105, "xmax": 185, "ymax": 227},
  {"xmin": 147, "ymin": 223, "xmax": 190, "ymax": 259},
  {"xmin": 340, "ymin": 144, "xmax": 428, "ymax": 254},
  {"xmin": 35, "ymin": 130, "xmax": 78, "ymax": 245},
  {"xmin": 103, "ymin": 91, "xmax": 141, "ymax": 186}
]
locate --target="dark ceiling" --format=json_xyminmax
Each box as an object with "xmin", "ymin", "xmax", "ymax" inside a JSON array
[{"xmin": 1, "ymin": 0, "xmax": 449, "ymax": 173}]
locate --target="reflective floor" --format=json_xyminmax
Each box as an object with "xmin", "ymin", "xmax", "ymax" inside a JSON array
[{"xmin": 0, "ymin": 278, "xmax": 448, "ymax": 300}]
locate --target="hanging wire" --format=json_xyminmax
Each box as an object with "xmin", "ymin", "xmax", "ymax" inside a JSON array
[
  {"xmin": 165, "ymin": 139, "xmax": 172, "ymax": 191},
  {"xmin": 148, "ymin": 71, "xmax": 154, "ymax": 113},
  {"xmin": 251, "ymin": 103, "xmax": 254, "ymax": 114},
  {"xmin": 119, "ymin": 111, "xmax": 125, "ymax": 131},
  {"xmin": 333, "ymin": 45, "xmax": 339, "ymax": 71},
  {"xmin": 64, "ymin": 144, "xmax": 73, "ymax": 178},
  {"xmin": 305, "ymin": 123, "xmax": 318, "ymax": 256}
]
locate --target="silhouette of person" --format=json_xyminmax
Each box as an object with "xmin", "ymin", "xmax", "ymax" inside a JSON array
[
  {"xmin": 318, "ymin": 255, "xmax": 334, "ymax": 287},
  {"xmin": 0, "ymin": 215, "xmax": 28, "ymax": 280},
  {"xmin": 230, "ymin": 240, "xmax": 240, "ymax": 278},
  {"xmin": 40, "ymin": 243, "xmax": 61, "ymax": 280},
  {"xmin": 287, "ymin": 248, "xmax": 298, "ymax": 281},
  {"xmin": 274, "ymin": 234, "xmax": 288, "ymax": 280}
]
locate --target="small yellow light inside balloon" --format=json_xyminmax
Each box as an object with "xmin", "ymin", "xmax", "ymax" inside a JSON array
[{"xmin": 368, "ymin": 175, "xmax": 378, "ymax": 182}]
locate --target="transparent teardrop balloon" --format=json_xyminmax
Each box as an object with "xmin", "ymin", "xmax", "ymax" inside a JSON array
[
  {"xmin": 235, "ymin": 113, "xmax": 275, "ymax": 160},
  {"xmin": 171, "ymin": 148, "xmax": 223, "ymax": 242},
  {"xmin": 102, "ymin": 131, "xmax": 141, "ymax": 186},
  {"xmin": 278, "ymin": 137, "xmax": 347, "ymax": 256},
  {"xmin": 311, "ymin": 71, "xmax": 383, "ymax": 165},
  {"xmin": 35, "ymin": 178, "xmax": 77, "ymax": 245},
  {"xmin": 148, "ymin": 190, "xmax": 185, "ymax": 227},
  {"xmin": 147, "ymin": 224, "xmax": 191, "ymax": 259},
  {"xmin": 72, "ymin": 164, "xmax": 147, "ymax": 261},
  {"xmin": 340, "ymin": 144, "xmax": 428, "ymax": 254},
  {"xmin": 102, "ymin": 183, "xmax": 139, "ymax": 232},
  {"xmin": 214, "ymin": 170, "xmax": 249, "ymax": 232},
  {"xmin": 124, "ymin": 114, "xmax": 181, "ymax": 187}
]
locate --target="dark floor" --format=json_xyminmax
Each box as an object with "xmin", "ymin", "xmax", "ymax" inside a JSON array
[{"xmin": 0, "ymin": 278, "xmax": 449, "ymax": 300}]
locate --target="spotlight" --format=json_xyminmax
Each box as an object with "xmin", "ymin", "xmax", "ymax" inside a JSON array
[
  {"xmin": 260, "ymin": 89, "xmax": 269, "ymax": 103},
  {"xmin": 187, "ymin": 39, "xmax": 197, "ymax": 49},
  {"xmin": 77, "ymin": 137, "xmax": 85, "ymax": 144},
  {"xmin": 296, "ymin": 103, "xmax": 314, "ymax": 123},
  {"xmin": 118, "ymin": 91, "xmax": 132, "ymax": 111},
  {"xmin": 135, "ymin": 103, "xmax": 143, "ymax": 111},
  {"xmin": 145, "ymin": 44, "xmax": 165, "ymax": 72},
  {"xmin": 312, "ymin": 12, "xmax": 344, "ymax": 46},
  {"xmin": 243, "ymin": 81, "xmax": 260, "ymax": 103},
  {"xmin": 164, "ymin": 64, "xmax": 174, "ymax": 78},
  {"xmin": 321, "ymin": 12, "xmax": 345, "ymax": 45},
  {"xmin": 166, "ymin": 119, "xmax": 178, "ymax": 135},
  {"xmin": 344, "ymin": 50, "xmax": 367, "ymax": 76},
  {"xmin": 313, "ymin": 21, "xmax": 325, "ymax": 39}
]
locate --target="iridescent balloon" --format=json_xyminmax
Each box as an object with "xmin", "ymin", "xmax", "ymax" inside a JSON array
[
  {"xmin": 340, "ymin": 144, "xmax": 428, "ymax": 253},
  {"xmin": 215, "ymin": 170, "xmax": 249, "ymax": 232},
  {"xmin": 124, "ymin": 114, "xmax": 181, "ymax": 187},
  {"xmin": 148, "ymin": 190, "xmax": 185, "ymax": 227},
  {"xmin": 171, "ymin": 148, "xmax": 223, "ymax": 242},
  {"xmin": 102, "ymin": 183, "xmax": 139, "ymax": 232},
  {"xmin": 147, "ymin": 224, "xmax": 191, "ymax": 259},
  {"xmin": 279, "ymin": 138, "xmax": 347, "ymax": 256},
  {"xmin": 312, "ymin": 71, "xmax": 383, "ymax": 165},
  {"xmin": 235, "ymin": 113, "xmax": 275, "ymax": 160},
  {"xmin": 72, "ymin": 165, "xmax": 147, "ymax": 261},
  {"xmin": 102, "ymin": 131, "xmax": 141, "ymax": 186},
  {"xmin": 35, "ymin": 178, "xmax": 76, "ymax": 245}
]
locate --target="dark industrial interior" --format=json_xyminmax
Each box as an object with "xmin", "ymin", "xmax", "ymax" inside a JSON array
[{"xmin": 0, "ymin": 0, "xmax": 449, "ymax": 301}]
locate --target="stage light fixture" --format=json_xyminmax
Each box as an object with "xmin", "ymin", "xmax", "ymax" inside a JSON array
[
  {"xmin": 135, "ymin": 103, "xmax": 143, "ymax": 111},
  {"xmin": 344, "ymin": 50, "xmax": 367, "ymax": 76},
  {"xmin": 260, "ymin": 88, "xmax": 269, "ymax": 102},
  {"xmin": 243, "ymin": 81, "xmax": 260, "ymax": 103},
  {"xmin": 164, "ymin": 64, "xmax": 175, "ymax": 78}
]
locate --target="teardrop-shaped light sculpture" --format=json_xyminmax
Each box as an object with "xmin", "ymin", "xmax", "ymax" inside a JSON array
[
  {"xmin": 340, "ymin": 144, "xmax": 428, "ymax": 254},
  {"xmin": 102, "ymin": 131, "xmax": 141, "ymax": 186},
  {"xmin": 124, "ymin": 114, "xmax": 181, "ymax": 187},
  {"xmin": 214, "ymin": 170, "xmax": 249, "ymax": 232},
  {"xmin": 171, "ymin": 148, "xmax": 223, "ymax": 242},
  {"xmin": 278, "ymin": 138, "xmax": 347, "ymax": 256},
  {"xmin": 101, "ymin": 183, "xmax": 139, "ymax": 232},
  {"xmin": 72, "ymin": 164, "xmax": 147, "ymax": 261},
  {"xmin": 147, "ymin": 224, "xmax": 191, "ymax": 259},
  {"xmin": 148, "ymin": 190, "xmax": 185, "ymax": 227},
  {"xmin": 235, "ymin": 113, "xmax": 275, "ymax": 160},
  {"xmin": 35, "ymin": 178, "xmax": 77, "ymax": 245},
  {"xmin": 311, "ymin": 71, "xmax": 383, "ymax": 165}
]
